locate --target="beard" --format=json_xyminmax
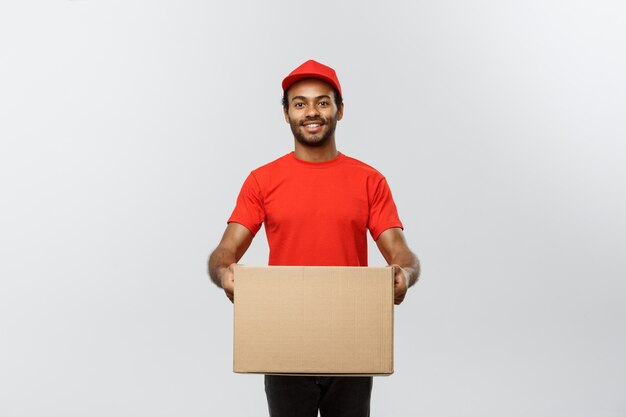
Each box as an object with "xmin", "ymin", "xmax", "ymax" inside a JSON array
[{"xmin": 288, "ymin": 115, "xmax": 338, "ymax": 148}]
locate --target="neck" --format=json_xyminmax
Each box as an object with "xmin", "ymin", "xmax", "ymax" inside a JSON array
[{"xmin": 293, "ymin": 138, "xmax": 339, "ymax": 162}]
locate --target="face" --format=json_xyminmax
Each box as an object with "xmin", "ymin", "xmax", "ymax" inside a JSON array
[{"xmin": 283, "ymin": 79, "xmax": 343, "ymax": 148}]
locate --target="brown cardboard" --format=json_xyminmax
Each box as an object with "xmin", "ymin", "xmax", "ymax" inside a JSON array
[{"xmin": 233, "ymin": 266, "xmax": 394, "ymax": 376}]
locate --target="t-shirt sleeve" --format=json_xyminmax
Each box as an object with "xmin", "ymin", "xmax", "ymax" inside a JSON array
[
  {"xmin": 227, "ymin": 172, "xmax": 265, "ymax": 236},
  {"xmin": 368, "ymin": 176, "xmax": 404, "ymax": 240}
]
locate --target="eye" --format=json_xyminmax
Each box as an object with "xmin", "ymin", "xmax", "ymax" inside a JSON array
[
  {"xmin": 293, "ymin": 102, "xmax": 305, "ymax": 108},
  {"xmin": 319, "ymin": 101, "xmax": 329, "ymax": 107}
]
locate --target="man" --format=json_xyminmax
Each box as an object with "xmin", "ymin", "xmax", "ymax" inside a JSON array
[{"xmin": 208, "ymin": 60, "xmax": 420, "ymax": 417}]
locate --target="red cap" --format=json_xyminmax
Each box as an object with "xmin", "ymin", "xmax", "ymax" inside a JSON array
[{"xmin": 282, "ymin": 60, "xmax": 342, "ymax": 97}]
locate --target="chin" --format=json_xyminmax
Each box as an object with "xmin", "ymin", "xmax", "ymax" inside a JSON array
[
  {"xmin": 291, "ymin": 123, "xmax": 335, "ymax": 148},
  {"xmin": 296, "ymin": 135, "xmax": 329, "ymax": 147}
]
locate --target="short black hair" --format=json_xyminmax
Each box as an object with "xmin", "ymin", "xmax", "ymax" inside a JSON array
[{"xmin": 282, "ymin": 87, "xmax": 343, "ymax": 111}]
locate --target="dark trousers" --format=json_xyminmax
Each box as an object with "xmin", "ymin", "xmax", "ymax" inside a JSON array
[{"xmin": 265, "ymin": 375, "xmax": 373, "ymax": 417}]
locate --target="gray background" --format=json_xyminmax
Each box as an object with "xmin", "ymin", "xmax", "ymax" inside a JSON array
[{"xmin": 1, "ymin": 1, "xmax": 625, "ymax": 416}]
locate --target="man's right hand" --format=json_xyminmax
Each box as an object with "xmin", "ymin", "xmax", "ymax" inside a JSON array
[
  {"xmin": 219, "ymin": 263, "xmax": 236, "ymax": 303},
  {"xmin": 208, "ymin": 223, "xmax": 254, "ymax": 303}
]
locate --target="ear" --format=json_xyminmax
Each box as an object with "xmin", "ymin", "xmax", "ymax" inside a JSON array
[
  {"xmin": 283, "ymin": 108, "xmax": 290, "ymax": 123},
  {"xmin": 336, "ymin": 103, "xmax": 344, "ymax": 121}
]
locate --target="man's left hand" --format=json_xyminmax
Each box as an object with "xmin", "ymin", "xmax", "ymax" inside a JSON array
[{"xmin": 392, "ymin": 264, "xmax": 409, "ymax": 305}]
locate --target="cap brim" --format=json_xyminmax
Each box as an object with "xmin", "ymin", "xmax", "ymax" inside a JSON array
[{"xmin": 282, "ymin": 73, "xmax": 341, "ymax": 95}]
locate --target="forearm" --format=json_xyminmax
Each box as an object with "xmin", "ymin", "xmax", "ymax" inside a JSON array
[
  {"xmin": 208, "ymin": 246, "xmax": 237, "ymax": 288},
  {"xmin": 389, "ymin": 250, "xmax": 420, "ymax": 287}
]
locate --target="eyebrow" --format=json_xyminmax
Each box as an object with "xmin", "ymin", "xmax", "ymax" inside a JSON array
[{"xmin": 290, "ymin": 95, "xmax": 332, "ymax": 102}]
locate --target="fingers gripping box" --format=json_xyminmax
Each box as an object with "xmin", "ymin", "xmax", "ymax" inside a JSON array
[{"xmin": 233, "ymin": 266, "xmax": 394, "ymax": 376}]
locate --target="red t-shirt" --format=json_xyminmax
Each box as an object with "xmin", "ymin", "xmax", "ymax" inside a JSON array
[{"xmin": 228, "ymin": 152, "xmax": 403, "ymax": 266}]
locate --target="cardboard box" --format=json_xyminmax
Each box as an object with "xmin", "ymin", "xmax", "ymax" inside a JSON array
[{"xmin": 233, "ymin": 266, "xmax": 394, "ymax": 376}]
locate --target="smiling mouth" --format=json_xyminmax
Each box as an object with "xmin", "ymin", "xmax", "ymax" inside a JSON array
[{"xmin": 302, "ymin": 120, "xmax": 324, "ymax": 132}]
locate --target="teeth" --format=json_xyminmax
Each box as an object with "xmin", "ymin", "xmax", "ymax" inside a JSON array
[{"xmin": 306, "ymin": 124, "xmax": 320, "ymax": 128}]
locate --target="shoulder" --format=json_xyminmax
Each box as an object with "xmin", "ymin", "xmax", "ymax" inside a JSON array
[
  {"xmin": 250, "ymin": 153, "xmax": 292, "ymax": 176},
  {"xmin": 341, "ymin": 154, "xmax": 386, "ymax": 179},
  {"xmin": 244, "ymin": 153, "xmax": 295, "ymax": 189}
]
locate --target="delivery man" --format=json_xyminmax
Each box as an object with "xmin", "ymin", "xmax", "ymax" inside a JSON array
[{"xmin": 208, "ymin": 59, "xmax": 420, "ymax": 417}]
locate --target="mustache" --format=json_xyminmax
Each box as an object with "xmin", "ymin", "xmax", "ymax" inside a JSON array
[{"xmin": 301, "ymin": 117, "xmax": 326, "ymax": 126}]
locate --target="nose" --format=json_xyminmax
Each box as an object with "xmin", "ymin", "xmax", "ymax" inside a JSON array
[{"xmin": 306, "ymin": 104, "xmax": 320, "ymax": 118}]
